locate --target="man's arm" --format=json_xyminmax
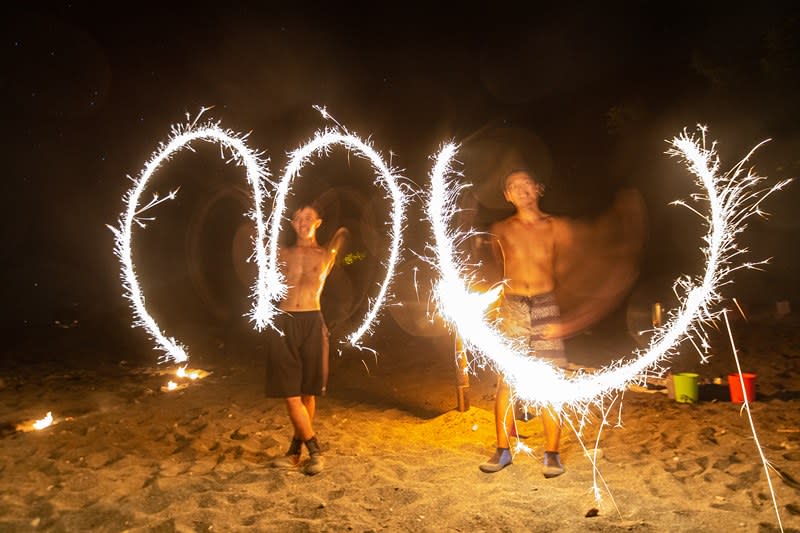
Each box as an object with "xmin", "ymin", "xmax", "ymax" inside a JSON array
[
  {"xmin": 544, "ymin": 189, "xmax": 646, "ymax": 340},
  {"xmin": 323, "ymin": 227, "xmax": 350, "ymax": 275}
]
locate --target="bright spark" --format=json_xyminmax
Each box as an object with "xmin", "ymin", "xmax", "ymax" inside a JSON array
[
  {"xmin": 263, "ymin": 108, "xmax": 410, "ymax": 347},
  {"xmin": 425, "ymin": 128, "xmax": 789, "ymax": 411},
  {"xmin": 33, "ymin": 412, "xmax": 53, "ymax": 431},
  {"xmin": 177, "ymin": 366, "xmax": 200, "ymax": 380},
  {"xmin": 724, "ymin": 311, "xmax": 784, "ymax": 531},
  {"xmin": 109, "ymin": 110, "xmax": 272, "ymax": 364}
]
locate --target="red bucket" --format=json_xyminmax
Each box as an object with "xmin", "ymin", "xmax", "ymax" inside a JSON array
[{"xmin": 728, "ymin": 372, "xmax": 756, "ymax": 403}]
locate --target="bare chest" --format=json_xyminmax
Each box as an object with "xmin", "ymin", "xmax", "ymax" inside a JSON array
[{"xmin": 282, "ymin": 247, "xmax": 326, "ymax": 279}]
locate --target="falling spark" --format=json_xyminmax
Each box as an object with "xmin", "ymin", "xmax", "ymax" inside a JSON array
[
  {"xmin": 424, "ymin": 128, "xmax": 789, "ymax": 412},
  {"xmin": 176, "ymin": 366, "xmax": 200, "ymax": 380},
  {"xmin": 732, "ymin": 297, "xmax": 748, "ymax": 321},
  {"xmin": 263, "ymin": 107, "xmax": 410, "ymax": 347},
  {"xmin": 724, "ymin": 310, "xmax": 784, "ymax": 531},
  {"xmin": 109, "ymin": 110, "xmax": 272, "ymax": 364},
  {"xmin": 32, "ymin": 412, "xmax": 53, "ymax": 431},
  {"xmin": 166, "ymin": 381, "xmax": 178, "ymax": 391}
]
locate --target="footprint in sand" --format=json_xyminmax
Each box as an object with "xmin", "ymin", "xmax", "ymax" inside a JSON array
[
  {"xmin": 783, "ymin": 451, "xmax": 800, "ymax": 461},
  {"xmin": 772, "ymin": 466, "xmax": 800, "ymax": 491}
]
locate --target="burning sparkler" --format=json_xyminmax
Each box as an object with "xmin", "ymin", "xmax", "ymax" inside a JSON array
[
  {"xmin": 176, "ymin": 366, "xmax": 199, "ymax": 380},
  {"xmin": 425, "ymin": 127, "xmax": 789, "ymax": 411},
  {"xmin": 16, "ymin": 411, "xmax": 55, "ymax": 432},
  {"xmin": 109, "ymin": 109, "xmax": 272, "ymax": 364},
  {"xmin": 161, "ymin": 380, "xmax": 189, "ymax": 393},
  {"xmin": 32, "ymin": 412, "xmax": 53, "ymax": 431},
  {"xmin": 262, "ymin": 106, "xmax": 410, "ymax": 346},
  {"xmin": 160, "ymin": 364, "xmax": 212, "ymax": 392}
]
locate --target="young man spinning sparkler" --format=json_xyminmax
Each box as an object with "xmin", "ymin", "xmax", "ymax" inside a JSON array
[
  {"xmin": 267, "ymin": 204, "xmax": 348, "ymax": 476},
  {"xmin": 479, "ymin": 169, "xmax": 569, "ymax": 478}
]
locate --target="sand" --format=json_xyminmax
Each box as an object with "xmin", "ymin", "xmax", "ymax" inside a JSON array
[{"xmin": 1, "ymin": 313, "xmax": 799, "ymax": 532}]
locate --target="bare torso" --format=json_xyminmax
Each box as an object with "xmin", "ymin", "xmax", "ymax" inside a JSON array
[
  {"xmin": 491, "ymin": 214, "xmax": 556, "ymax": 297},
  {"xmin": 277, "ymin": 244, "xmax": 334, "ymax": 312}
]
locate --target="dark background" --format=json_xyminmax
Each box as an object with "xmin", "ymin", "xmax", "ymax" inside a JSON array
[{"xmin": 2, "ymin": 2, "xmax": 799, "ymax": 365}]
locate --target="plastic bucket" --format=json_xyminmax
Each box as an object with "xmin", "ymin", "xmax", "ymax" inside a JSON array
[
  {"xmin": 673, "ymin": 373, "xmax": 699, "ymax": 403},
  {"xmin": 728, "ymin": 372, "xmax": 756, "ymax": 403}
]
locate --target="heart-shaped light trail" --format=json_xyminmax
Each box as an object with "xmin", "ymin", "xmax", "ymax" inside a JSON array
[
  {"xmin": 263, "ymin": 109, "xmax": 410, "ymax": 347},
  {"xmin": 426, "ymin": 127, "xmax": 789, "ymax": 411},
  {"xmin": 110, "ymin": 113, "xmax": 272, "ymax": 364}
]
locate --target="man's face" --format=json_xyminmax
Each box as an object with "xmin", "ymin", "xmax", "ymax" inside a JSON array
[
  {"xmin": 291, "ymin": 207, "xmax": 322, "ymax": 240},
  {"xmin": 503, "ymin": 172, "xmax": 542, "ymax": 209}
]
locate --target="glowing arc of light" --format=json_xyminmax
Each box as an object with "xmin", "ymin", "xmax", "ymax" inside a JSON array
[
  {"xmin": 426, "ymin": 129, "xmax": 789, "ymax": 409},
  {"xmin": 263, "ymin": 126, "xmax": 409, "ymax": 347},
  {"xmin": 110, "ymin": 116, "xmax": 272, "ymax": 364}
]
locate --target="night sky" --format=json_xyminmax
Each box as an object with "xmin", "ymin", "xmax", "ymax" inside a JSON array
[{"xmin": 3, "ymin": 3, "xmax": 799, "ymax": 352}]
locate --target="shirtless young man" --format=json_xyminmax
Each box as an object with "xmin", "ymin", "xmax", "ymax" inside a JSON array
[
  {"xmin": 267, "ymin": 205, "xmax": 347, "ymax": 476},
  {"xmin": 478, "ymin": 169, "xmax": 568, "ymax": 478}
]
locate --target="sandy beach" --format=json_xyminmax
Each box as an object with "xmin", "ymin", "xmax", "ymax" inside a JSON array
[{"xmin": 1, "ymin": 308, "xmax": 799, "ymax": 533}]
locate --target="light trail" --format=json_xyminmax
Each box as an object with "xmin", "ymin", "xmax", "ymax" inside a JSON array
[
  {"xmin": 109, "ymin": 110, "xmax": 272, "ymax": 364},
  {"xmin": 425, "ymin": 128, "xmax": 789, "ymax": 411},
  {"xmin": 724, "ymin": 310, "xmax": 784, "ymax": 531},
  {"xmin": 263, "ymin": 107, "xmax": 410, "ymax": 347}
]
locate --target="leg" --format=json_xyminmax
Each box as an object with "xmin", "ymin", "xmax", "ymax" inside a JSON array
[
  {"xmin": 301, "ymin": 394, "xmax": 316, "ymax": 428},
  {"xmin": 495, "ymin": 376, "xmax": 515, "ymax": 449},
  {"xmin": 542, "ymin": 404, "xmax": 561, "ymax": 452},
  {"xmin": 271, "ymin": 396, "xmax": 311, "ymax": 468},
  {"xmin": 479, "ymin": 375, "xmax": 514, "ymax": 473},
  {"xmin": 541, "ymin": 404, "xmax": 565, "ymax": 478},
  {"xmin": 285, "ymin": 396, "xmax": 314, "ymax": 441},
  {"xmin": 299, "ymin": 395, "xmax": 323, "ymax": 477}
]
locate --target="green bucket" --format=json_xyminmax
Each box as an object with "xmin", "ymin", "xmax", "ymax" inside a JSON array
[{"xmin": 673, "ymin": 372, "xmax": 699, "ymax": 403}]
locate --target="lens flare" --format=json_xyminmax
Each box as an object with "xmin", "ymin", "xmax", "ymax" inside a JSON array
[
  {"xmin": 109, "ymin": 110, "xmax": 272, "ymax": 364},
  {"xmin": 263, "ymin": 107, "xmax": 410, "ymax": 347},
  {"xmin": 425, "ymin": 127, "xmax": 789, "ymax": 411}
]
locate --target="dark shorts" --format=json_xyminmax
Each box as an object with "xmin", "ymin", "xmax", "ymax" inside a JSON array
[
  {"xmin": 499, "ymin": 292, "xmax": 567, "ymax": 368},
  {"xmin": 265, "ymin": 311, "xmax": 330, "ymax": 398}
]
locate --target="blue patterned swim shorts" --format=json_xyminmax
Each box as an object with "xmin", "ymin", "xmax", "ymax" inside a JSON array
[{"xmin": 499, "ymin": 292, "xmax": 568, "ymax": 368}]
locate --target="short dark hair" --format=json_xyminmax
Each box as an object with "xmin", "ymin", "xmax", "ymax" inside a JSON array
[
  {"xmin": 502, "ymin": 168, "xmax": 541, "ymax": 191},
  {"xmin": 291, "ymin": 202, "xmax": 322, "ymax": 220}
]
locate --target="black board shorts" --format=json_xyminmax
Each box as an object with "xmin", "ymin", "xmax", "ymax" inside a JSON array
[{"xmin": 265, "ymin": 311, "xmax": 330, "ymax": 397}]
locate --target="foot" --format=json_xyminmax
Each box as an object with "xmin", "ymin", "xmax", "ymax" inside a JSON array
[
  {"xmin": 542, "ymin": 451, "xmax": 565, "ymax": 478},
  {"xmin": 479, "ymin": 448, "xmax": 512, "ymax": 473},
  {"xmin": 303, "ymin": 436, "xmax": 324, "ymax": 476},
  {"xmin": 271, "ymin": 437, "xmax": 302, "ymax": 469},
  {"xmin": 304, "ymin": 454, "xmax": 324, "ymax": 476}
]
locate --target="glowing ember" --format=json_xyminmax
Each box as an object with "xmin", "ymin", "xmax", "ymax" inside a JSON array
[
  {"xmin": 262, "ymin": 106, "xmax": 410, "ymax": 347},
  {"xmin": 109, "ymin": 109, "xmax": 272, "ymax": 365},
  {"xmin": 16, "ymin": 412, "xmax": 55, "ymax": 433},
  {"xmin": 161, "ymin": 380, "xmax": 189, "ymax": 393},
  {"xmin": 425, "ymin": 128, "xmax": 789, "ymax": 411},
  {"xmin": 32, "ymin": 412, "xmax": 53, "ymax": 431},
  {"xmin": 176, "ymin": 366, "xmax": 208, "ymax": 380}
]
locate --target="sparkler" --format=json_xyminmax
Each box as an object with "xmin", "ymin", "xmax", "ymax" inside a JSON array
[
  {"xmin": 425, "ymin": 128, "xmax": 789, "ymax": 411},
  {"xmin": 263, "ymin": 106, "xmax": 410, "ymax": 346},
  {"xmin": 16, "ymin": 412, "xmax": 55, "ymax": 432},
  {"xmin": 177, "ymin": 366, "xmax": 199, "ymax": 380},
  {"xmin": 32, "ymin": 412, "xmax": 53, "ymax": 431},
  {"xmin": 109, "ymin": 110, "xmax": 272, "ymax": 364}
]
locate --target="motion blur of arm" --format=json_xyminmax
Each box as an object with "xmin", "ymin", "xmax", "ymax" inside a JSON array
[
  {"xmin": 550, "ymin": 188, "xmax": 647, "ymax": 339},
  {"xmin": 324, "ymin": 227, "xmax": 350, "ymax": 274},
  {"xmin": 466, "ymin": 230, "xmax": 505, "ymax": 315}
]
